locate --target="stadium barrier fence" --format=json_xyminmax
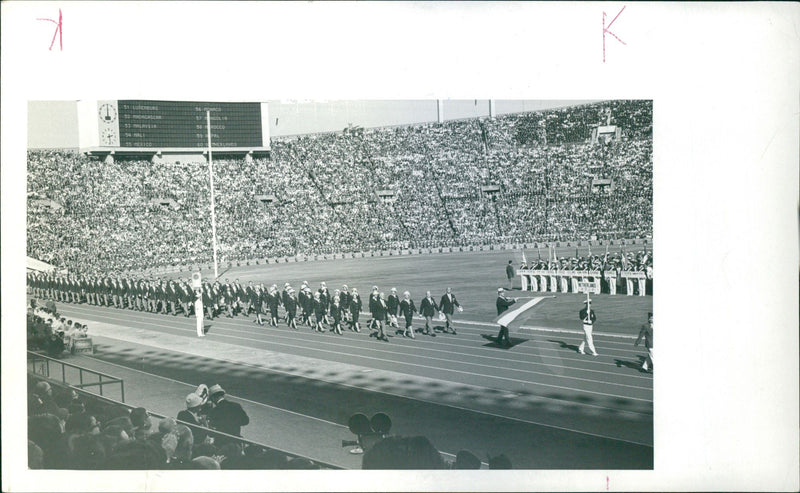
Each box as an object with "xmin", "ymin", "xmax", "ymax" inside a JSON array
[
  {"xmin": 27, "ymin": 371, "xmax": 342, "ymax": 469},
  {"xmin": 121, "ymin": 238, "xmax": 651, "ymax": 278}
]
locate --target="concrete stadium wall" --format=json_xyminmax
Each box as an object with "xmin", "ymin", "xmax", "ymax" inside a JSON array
[{"xmin": 126, "ymin": 238, "xmax": 651, "ymax": 278}]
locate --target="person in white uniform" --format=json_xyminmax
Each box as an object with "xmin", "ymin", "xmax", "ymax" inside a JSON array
[
  {"xmin": 637, "ymin": 269, "xmax": 647, "ymax": 296},
  {"xmin": 528, "ymin": 273, "xmax": 538, "ymax": 292},
  {"xmin": 195, "ymin": 288, "xmax": 205, "ymax": 337},
  {"xmin": 635, "ymin": 312, "xmax": 653, "ymax": 372},
  {"xmin": 577, "ymin": 299, "xmax": 598, "ymax": 356}
]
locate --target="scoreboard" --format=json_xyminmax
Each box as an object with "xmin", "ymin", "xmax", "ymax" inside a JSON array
[{"xmin": 90, "ymin": 100, "xmax": 267, "ymax": 149}]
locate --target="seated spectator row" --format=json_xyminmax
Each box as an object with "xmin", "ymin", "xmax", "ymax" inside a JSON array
[
  {"xmin": 27, "ymin": 373, "xmax": 509, "ymax": 469},
  {"xmin": 27, "ymin": 374, "xmax": 333, "ymax": 470}
]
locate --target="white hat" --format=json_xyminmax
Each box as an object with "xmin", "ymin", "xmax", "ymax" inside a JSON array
[
  {"xmin": 209, "ymin": 384, "xmax": 225, "ymax": 396},
  {"xmin": 185, "ymin": 393, "xmax": 203, "ymax": 409},
  {"xmin": 497, "ymin": 287, "xmax": 504, "ymax": 292}
]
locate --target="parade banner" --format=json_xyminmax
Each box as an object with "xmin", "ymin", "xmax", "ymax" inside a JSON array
[
  {"xmin": 577, "ymin": 280, "xmax": 601, "ymax": 294},
  {"xmin": 621, "ymin": 271, "xmax": 647, "ymax": 279}
]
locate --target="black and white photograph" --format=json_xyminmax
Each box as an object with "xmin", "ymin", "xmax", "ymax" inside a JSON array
[
  {"xmin": 24, "ymin": 98, "xmax": 653, "ymax": 471},
  {"xmin": 2, "ymin": 2, "xmax": 798, "ymax": 492}
]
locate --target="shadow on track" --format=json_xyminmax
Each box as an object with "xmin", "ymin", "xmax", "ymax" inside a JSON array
[
  {"xmin": 546, "ymin": 339, "xmax": 581, "ymax": 353},
  {"xmin": 480, "ymin": 334, "xmax": 529, "ymax": 349}
]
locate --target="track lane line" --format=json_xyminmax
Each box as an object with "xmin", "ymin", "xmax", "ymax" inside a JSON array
[
  {"xmin": 80, "ymin": 344, "xmax": 653, "ymax": 447},
  {"xmin": 74, "ymin": 311, "xmax": 654, "ymax": 401},
  {"xmin": 60, "ymin": 304, "xmax": 653, "ymax": 371}
]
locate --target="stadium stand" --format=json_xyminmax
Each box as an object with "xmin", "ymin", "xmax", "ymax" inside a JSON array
[
  {"xmin": 27, "ymin": 100, "xmax": 651, "ymax": 275},
  {"xmin": 27, "ymin": 363, "xmax": 339, "ymax": 469}
]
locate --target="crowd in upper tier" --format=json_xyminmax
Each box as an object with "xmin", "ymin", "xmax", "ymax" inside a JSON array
[{"xmin": 27, "ymin": 100, "xmax": 652, "ymax": 275}]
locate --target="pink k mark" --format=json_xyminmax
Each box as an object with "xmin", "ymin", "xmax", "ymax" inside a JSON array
[
  {"xmin": 602, "ymin": 6, "xmax": 626, "ymax": 63},
  {"xmin": 36, "ymin": 8, "xmax": 63, "ymax": 51}
]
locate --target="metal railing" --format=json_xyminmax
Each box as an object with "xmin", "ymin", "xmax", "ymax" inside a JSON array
[
  {"xmin": 27, "ymin": 373, "xmax": 341, "ymax": 469},
  {"xmin": 27, "ymin": 351, "xmax": 125, "ymax": 402}
]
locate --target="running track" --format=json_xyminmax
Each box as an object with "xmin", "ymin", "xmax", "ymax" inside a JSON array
[{"xmin": 52, "ymin": 301, "xmax": 653, "ymax": 469}]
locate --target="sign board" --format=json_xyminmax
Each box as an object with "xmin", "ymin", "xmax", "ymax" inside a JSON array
[
  {"xmin": 191, "ymin": 272, "xmax": 202, "ymax": 289},
  {"xmin": 577, "ymin": 280, "xmax": 601, "ymax": 294},
  {"xmin": 73, "ymin": 338, "xmax": 94, "ymax": 354},
  {"xmin": 621, "ymin": 271, "xmax": 647, "ymax": 279}
]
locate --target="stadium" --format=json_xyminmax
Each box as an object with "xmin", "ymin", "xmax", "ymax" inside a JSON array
[{"xmin": 26, "ymin": 99, "xmax": 653, "ymax": 470}]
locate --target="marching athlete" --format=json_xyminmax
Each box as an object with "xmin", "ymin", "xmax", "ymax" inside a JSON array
[
  {"xmin": 387, "ymin": 288, "xmax": 400, "ymax": 329},
  {"xmin": 349, "ymin": 288, "xmax": 362, "ymax": 332},
  {"xmin": 399, "ymin": 291, "xmax": 417, "ymax": 338},
  {"xmin": 267, "ymin": 286, "xmax": 281, "ymax": 327},
  {"xmin": 194, "ymin": 288, "xmax": 205, "ymax": 338},
  {"xmin": 372, "ymin": 292, "xmax": 389, "ymax": 342},
  {"xmin": 313, "ymin": 292, "xmax": 327, "ymax": 332},
  {"xmin": 330, "ymin": 296, "xmax": 344, "ymax": 335},
  {"xmin": 252, "ymin": 284, "xmax": 265, "ymax": 326},
  {"xmin": 439, "ymin": 287, "xmax": 461, "ymax": 335},
  {"xmin": 419, "ymin": 291, "xmax": 439, "ymax": 337},
  {"xmin": 285, "ymin": 288, "xmax": 299, "ymax": 330}
]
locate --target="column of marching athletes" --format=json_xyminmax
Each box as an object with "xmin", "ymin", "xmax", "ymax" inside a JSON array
[{"xmin": 26, "ymin": 272, "xmax": 471, "ymax": 343}]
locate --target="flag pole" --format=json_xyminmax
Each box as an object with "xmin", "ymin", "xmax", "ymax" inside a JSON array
[{"xmin": 207, "ymin": 110, "xmax": 219, "ymax": 280}]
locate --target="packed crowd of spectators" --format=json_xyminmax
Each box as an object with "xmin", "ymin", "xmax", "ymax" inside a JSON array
[
  {"xmin": 27, "ymin": 100, "xmax": 652, "ymax": 274},
  {"xmin": 27, "ymin": 375, "xmax": 508, "ymax": 469},
  {"xmin": 26, "ymin": 375, "xmax": 331, "ymax": 469}
]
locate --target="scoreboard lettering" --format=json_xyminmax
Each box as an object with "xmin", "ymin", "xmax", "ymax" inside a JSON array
[{"xmin": 98, "ymin": 100, "xmax": 264, "ymax": 148}]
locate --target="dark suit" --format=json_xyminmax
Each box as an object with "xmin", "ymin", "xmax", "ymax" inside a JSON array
[
  {"xmin": 439, "ymin": 293, "xmax": 460, "ymax": 333},
  {"xmin": 419, "ymin": 296, "xmax": 438, "ymax": 334},
  {"xmin": 495, "ymin": 295, "xmax": 517, "ymax": 346},
  {"xmin": 177, "ymin": 409, "xmax": 209, "ymax": 443},
  {"xmin": 399, "ymin": 299, "xmax": 417, "ymax": 331},
  {"xmin": 208, "ymin": 398, "xmax": 249, "ymax": 440}
]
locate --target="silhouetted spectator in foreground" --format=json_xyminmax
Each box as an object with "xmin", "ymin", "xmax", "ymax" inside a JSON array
[{"xmin": 362, "ymin": 436, "xmax": 446, "ymax": 469}]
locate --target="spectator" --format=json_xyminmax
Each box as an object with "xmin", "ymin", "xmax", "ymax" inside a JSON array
[
  {"xmin": 362, "ymin": 436, "xmax": 447, "ymax": 470},
  {"xmin": 207, "ymin": 385, "xmax": 249, "ymax": 441},
  {"xmin": 26, "ymin": 101, "xmax": 651, "ymax": 273}
]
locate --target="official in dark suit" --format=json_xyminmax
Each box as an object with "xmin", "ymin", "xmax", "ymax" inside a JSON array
[
  {"xmin": 439, "ymin": 287, "xmax": 461, "ymax": 335},
  {"xmin": 495, "ymin": 288, "xmax": 517, "ymax": 347},
  {"xmin": 419, "ymin": 291, "xmax": 439, "ymax": 337},
  {"xmin": 207, "ymin": 385, "xmax": 249, "ymax": 444},
  {"xmin": 372, "ymin": 293, "xmax": 389, "ymax": 342},
  {"xmin": 506, "ymin": 260, "xmax": 516, "ymax": 290}
]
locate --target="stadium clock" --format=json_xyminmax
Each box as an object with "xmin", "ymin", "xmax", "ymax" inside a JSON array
[
  {"xmin": 98, "ymin": 103, "xmax": 117, "ymax": 123},
  {"xmin": 101, "ymin": 128, "xmax": 118, "ymax": 146}
]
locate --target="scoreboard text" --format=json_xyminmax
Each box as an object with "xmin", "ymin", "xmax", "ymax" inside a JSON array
[{"xmin": 101, "ymin": 100, "xmax": 264, "ymax": 148}]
